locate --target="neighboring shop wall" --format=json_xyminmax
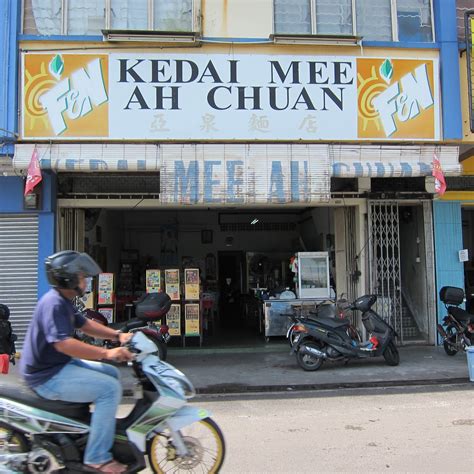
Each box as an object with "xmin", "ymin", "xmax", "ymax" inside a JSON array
[
  {"xmin": 0, "ymin": 0, "xmax": 19, "ymax": 157},
  {"xmin": 0, "ymin": 174, "xmax": 56, "ymax": 298},
  {"xmin": 202, "ymin": 0, "xmax": 273, "ymax": 38},
  {"xmin": 433, "ymin": 201, "xmax": 464, "ymax": 338}
]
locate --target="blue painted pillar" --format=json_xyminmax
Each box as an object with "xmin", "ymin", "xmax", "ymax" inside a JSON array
[
  {"xmin": 433, "ymin": 0, "xmax": 462, "ymax": 140},
  {"xmin": 0, "ymin": 0, "xmax": 20, "ymax": 156},
  {"xmin": 433, "ymin": 201, "xmax": 464, "ymax": 343}
]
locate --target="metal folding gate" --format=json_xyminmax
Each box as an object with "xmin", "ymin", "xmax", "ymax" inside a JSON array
[
  {"xmin": 57, "ymin": 208, "xmax": 85, "ymax": 252},
  {"xmin": 344, "ymin": 207, "xmax": 359, "ymax": 325},
  {"xmin": 0, "ymin": 214, "xmax": 39, "ymax": 346},
  {"xmin": 368, "ymin": 201, "xmax": 403, "ymax": 342}
]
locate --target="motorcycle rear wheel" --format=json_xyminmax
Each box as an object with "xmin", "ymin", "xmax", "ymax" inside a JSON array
[
  {"xmin": 296, "ymin": 341, "xmax": 324, "ymax": 371},
  {"xmin": 383, "ymin": 341, "xmax": 400, "ymax": 366},
  {"xmin": 147, "ymin": 417, "xmax": 225, "ymax": 473}
]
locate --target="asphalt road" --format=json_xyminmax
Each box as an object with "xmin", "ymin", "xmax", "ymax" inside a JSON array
[{"xmin": 125, "ymin": 384, "xmax": 474, "ymax": 473}]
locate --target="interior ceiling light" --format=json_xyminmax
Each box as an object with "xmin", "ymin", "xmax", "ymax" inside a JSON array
[{"xmin": 250, "ymin": 218, "xmax": 259, "ymax": 225}]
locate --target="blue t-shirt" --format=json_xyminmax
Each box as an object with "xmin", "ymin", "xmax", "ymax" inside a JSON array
[{"xmin": 20, "ymin": 288, "xmax": 86, "ymax": 388}]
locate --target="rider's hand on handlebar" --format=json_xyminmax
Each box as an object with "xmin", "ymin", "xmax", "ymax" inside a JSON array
[
  {"xmin": 118, "ymin": 332, "xmax": 133, "ymax": 345},
  {"xmin": 105, "ymin": 346, "xmax": 134, "ymax": 363}
]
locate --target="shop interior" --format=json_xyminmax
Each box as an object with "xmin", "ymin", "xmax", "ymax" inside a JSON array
[{"xmin": 80, "ymin": 207, "xmax": 336, "ymax": 344}]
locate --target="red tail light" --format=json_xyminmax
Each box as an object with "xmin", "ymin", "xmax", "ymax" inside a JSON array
[{"xmin": 293, "ymin": 324, "xmax": 308, "ymax": 333}]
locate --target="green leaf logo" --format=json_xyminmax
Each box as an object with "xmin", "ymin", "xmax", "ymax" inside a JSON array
[
  {"xmin": 379, "ymin": 59, "xmax": 393, "ymax": 84},
  {"xmin": 49, "ymin": 54, "xmax": 64, "ymax": 80}
]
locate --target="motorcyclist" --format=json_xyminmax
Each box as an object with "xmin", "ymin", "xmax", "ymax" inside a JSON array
[{"xmin": 20, "ymin": 251, "xmax": 134, "ymax": 473}]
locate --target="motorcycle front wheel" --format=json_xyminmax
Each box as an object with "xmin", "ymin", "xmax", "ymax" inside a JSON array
[
  {"xmin": 148, "ymin": 417, "xmax": 225, "ymax": 473},
  {"xmin": 296, "ymin": 341, "xmax": 324, "ymax": 371}
]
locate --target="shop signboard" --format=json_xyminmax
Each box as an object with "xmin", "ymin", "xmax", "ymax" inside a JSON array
[
  {"xmin": 185, "ymin": 304, "xmax": 200, "ymax": 336},
  {"xmin": 165, "ymin": 269, "xmax": 180, "ymax": 300},
  {"xmin": 167, "ymin": 304, "xmax": 181, "ymax": 336},
  {"xmin": 146, "ymin": 269, "xmax": 161, "ymax": 293},
  {"xmin": 98, "ymin": 273, "xmax": 114, "ymax": 305},
  {"xmin": 21, "ymin": 52, "xmax": 440, "ymax": 142},
  {"xmin": 184, "ymin": 269, "xmax": 200, "ymax": 300}
]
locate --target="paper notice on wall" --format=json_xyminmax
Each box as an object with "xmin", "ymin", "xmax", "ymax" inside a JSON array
[
  {"xmin": 98, "ymin": 307, "xmax": 114, "ymax": 324},
  {"xmin": 167, "ymin": 304, "xmax": 181, "ymax": 336},
  {"xmin": 146, "ymin": 269, "xmax": 161, "ymax": 293},
  {"xmin": 165, "ymin": 269, "xmax": 180, "ymax": 300},
  {"xmin": 98, "ymin": 273, "xmax": 114, "ymax": 305},
  {"xmin": 185, "ymin": 304, "xmax": 200, "ymax": 336},
  {"xmin": 184, "ymin": 268, "xmax": 200, "ymax": 300}
]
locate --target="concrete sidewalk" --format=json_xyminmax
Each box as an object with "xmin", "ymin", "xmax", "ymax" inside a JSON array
[{"xmin": 4, "ymin": 344, "xmax": 473, "ymax": 395}]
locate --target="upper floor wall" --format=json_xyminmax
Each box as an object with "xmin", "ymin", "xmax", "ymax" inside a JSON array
[{"xmin": 22, "ymin": 0, "xmax": 436, "ymax": 44}]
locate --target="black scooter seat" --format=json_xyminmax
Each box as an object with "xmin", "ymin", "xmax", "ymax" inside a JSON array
[
  {"xmin": 307, "ymin": 315, "xmax": 350, "ymax": 329},
  {"xmin": 0, "ymin": 380, "xmax": 90, "ymax": 422},
  {"xmin": 448, "ymin": 306, "xmax": 474, "ymax": 323}
]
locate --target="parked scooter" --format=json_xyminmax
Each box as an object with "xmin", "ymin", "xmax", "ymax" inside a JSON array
[
  {"xmin": 436, "ymin": 286, "xmax": 474, "ymax": 356},
  {"xmin": 75, "ymin": 292, "xmax": 171, "ymax": 361},
  {"xmin": 287, "ymin": 294, "xmax": 399, "ymax": 371},
  {"xmin": 0, "ymin": 331, "xmax": 225, "ymax": 473}
]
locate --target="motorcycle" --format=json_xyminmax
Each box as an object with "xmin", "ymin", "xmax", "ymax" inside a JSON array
[
  {"xmin": 74, "ymin": 293, "xmax": 170, "ymax": 361},
  {"xmin": 436, "ymin": 286, "xmax": 474, "ymax": 356},
  {"xmin": 0, "ymin": 331, "xmax": 225, "ymax": 473},
  {"xmin": 287, "ymin": 294, "xmax": 399, "ymax": 371}
]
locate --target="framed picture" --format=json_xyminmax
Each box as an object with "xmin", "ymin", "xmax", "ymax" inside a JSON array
[
  {"xmin": 98, "ymin": 273, "xmax": 114, "ymax": 305},
  {"xmin": 184, "ymin": 268, "xmax": 200, "ymax": 300},
  {"xmin": 167, "ymin": 304, "xmax": 181, "ymax": 336},
  {"xmin": 297, "ymin": 252, "xmax": 330, "ymax": 299},
  {"xmin": 185, "ymin": 304, "xmax": 200, "ymax": 336},
  {"xmin": 98, "ymin": 307, "xmax": 114, "ymax": 324},
  {"xmin": 165, "ymin": 269, "xmax": 180, "ymax": 300},
  {"xmin": 146, "ymin": 269, "xmax": 161, "ymax": 293}
]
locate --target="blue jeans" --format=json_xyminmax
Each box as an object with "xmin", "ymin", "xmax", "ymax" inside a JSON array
[{"xmin": 34, "ymin": 359, "xmax": 122, "ymax": 465}]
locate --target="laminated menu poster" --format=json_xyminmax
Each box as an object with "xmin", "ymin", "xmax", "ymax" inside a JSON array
[
  {"xmin": 98, "ymin": 307, "xmax": 114, "ymax": 324},
  {"xmin": 146, "ymin": 269, "xmax": 161, "ymax": 293},
  {"xmin": 185, "ymin": 304, "xmax": 200, "ymax": 336},
  {"xmin": 165, "ymin": 269, "xmax": 180, "ymax": 300},
  {"xmin": 98, "ymin": 273, "xmax": 114, "ymax": 305},
  {"xmin": 166, "ymin": 304, "xmax": 181, "ymax": 336},
  {"xmin": 184, "ymin": 268, "xmax": 200, "ymax": 300}
]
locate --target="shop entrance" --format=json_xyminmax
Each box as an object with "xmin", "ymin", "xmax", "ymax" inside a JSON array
[{"xmin": 58, "ymin": 205, "xmax": 339, "ymax": 345}]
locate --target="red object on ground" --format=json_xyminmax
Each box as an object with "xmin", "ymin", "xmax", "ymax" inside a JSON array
[{"xmin": 0, "ymin": 354, "xmax": 10, "ymax": 374}]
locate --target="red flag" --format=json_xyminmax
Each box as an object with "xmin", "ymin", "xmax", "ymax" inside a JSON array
[
  {"xmin": 432, "ymin": 154, "xmax": 446, "ymax": 196},
  {"xmin": 24, "ymin": 146, "xmax": 42, "ymax": 196}
]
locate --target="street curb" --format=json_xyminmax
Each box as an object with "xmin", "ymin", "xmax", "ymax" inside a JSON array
[{"xmin": 122, "ymin": 377, "xmax": 471, "ymax": 397}]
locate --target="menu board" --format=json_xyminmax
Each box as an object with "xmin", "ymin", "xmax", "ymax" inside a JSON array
[
  {"xmin": 98, "ymin": 273, "xmax": 114, "ymax": 305},
  {"xmin": 166, "ymin": 304, "xmax": 181, "ymax": 336},
  {"xmin": 165, "ymin": 269, "xmax": 180, "ymax": 300},
  {"xmin": 146, "ymin": 269, "xmax": 161, "ymax": 293},
  {"xmin": 185, "ymin": 304, "xmax": 200, "ymax": 336},
  {"xmin": 98, "ymin": 307, "xmax": 114, "ymax": 324},
  {"xmin": 184, "ymin": 268, "xmax": 200, "ymax": 300}
]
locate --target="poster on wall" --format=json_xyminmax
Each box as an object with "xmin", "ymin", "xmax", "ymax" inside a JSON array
[
  {"xmin": 146, "ymin": 269, "xmax": 161, "ymax": 293},
  {"xmin": 79, "ymin": 291, "xmax": 95, "ymax": 309},
  {"xmin": 184, "ymin": 269, "xmax": 200, "ymax": 300},
  {"xmin": 185, "ymin": 304, "xmax": 200, "ymax": 336},
  {"xmin": 98, "ymin": 273, "xmax": 114, "ymax": 305},
  {"xmin": 98, "ymin": 307, "xmax": 114, "ymax": 324},
  {"xmin": 167, "ymin": 304, "xmax": 181, "ymax": 336},
  {"xmin": 165, "ymin": 269, "xmax": 180, "ymax": 300}
]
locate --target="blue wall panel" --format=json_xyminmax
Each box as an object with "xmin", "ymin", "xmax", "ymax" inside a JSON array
[
  {"xmin": 433, "ymin": 0, "xmax": 462, "ymax": 140},
  {"xmin": 433, "ymin": 201, "xmax": 464, "ymax": 342}
]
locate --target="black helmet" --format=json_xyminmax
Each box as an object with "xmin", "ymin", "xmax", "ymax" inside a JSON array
[
  {"xmin": 45, "ymin": 251, "xmax": 102, "ymax": 292},
  {"xmin": 0, "ymin": 304, "xmax": 10, "ymax": 321}
]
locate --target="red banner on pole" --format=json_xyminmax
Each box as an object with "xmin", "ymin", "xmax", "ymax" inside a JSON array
[
  {"xmin": 24, "ymin": 146, "xmax": 42, "ymax": 196},
  {"xmin": 432, "ymin": 153, "xmax": 447, "ymax": 196}
]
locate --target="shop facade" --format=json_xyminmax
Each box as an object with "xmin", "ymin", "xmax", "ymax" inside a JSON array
[{"xmin": 6, "ymin": 0, "xmax": 464, "ymax": 346}]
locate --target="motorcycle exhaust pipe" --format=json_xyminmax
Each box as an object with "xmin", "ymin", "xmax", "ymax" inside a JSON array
[
  {"xmin": 299, "ymin": 345, "xmax": 327, "ymax": 359},
  {"xmin": 437, "ymin": 324, "xmax": 447, "ymax": 340}
]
